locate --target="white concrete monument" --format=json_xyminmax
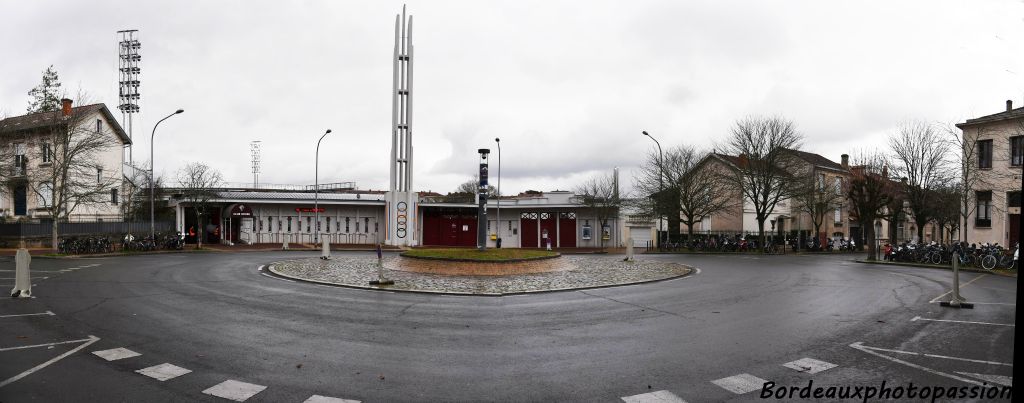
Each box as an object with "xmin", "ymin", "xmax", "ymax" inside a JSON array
[
  {"xmin": 11, "ymin": 249, "xmax": 31, "ymax": 298},
  {"xmin": 385, "ymin": 5, "xmax": 418, "ymax": 248}
]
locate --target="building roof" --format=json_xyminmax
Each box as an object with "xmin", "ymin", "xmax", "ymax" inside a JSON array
[
  {"xmin": 784, "ymin": 149, "xmax": 846, "ymax": 172},
  {"xmin": 0, "ymin": 103, "xmax": 132, "ymax": 145},
  {"xmin": 956, "ymin": 106, "xmax": 1024, "ymax": 128},
  {"xmin": 207, "ymin": 191, "xmax": 386, "ymax": 203}
]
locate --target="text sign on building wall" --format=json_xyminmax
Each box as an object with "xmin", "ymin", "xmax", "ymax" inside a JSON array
[
  {"xmin": 295, "ymin": 207, "xmax": 325, "ymax": 213},
  {"xmin": 231, "ymin": 204, "xmax": 253, "ymax": 217}
]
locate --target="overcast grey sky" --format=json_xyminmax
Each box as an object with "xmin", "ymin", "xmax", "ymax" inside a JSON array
[{"xmin": 1, "ymin": 0, "xmax": 1022, "ymax": 195}]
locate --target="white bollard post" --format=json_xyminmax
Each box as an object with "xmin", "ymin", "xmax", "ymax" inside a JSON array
[
  {"xmin": 321, "ymin": 239, "xmax": 331, "ymax": 260},
  {"xmin": 11, "ymin": 248, "xmax": 31, "ymax": 298},
  {"xmin": 546, "ymin": 238, "xmax": 552, "ymax": 251},
  {"xmin": 626, "ymin": 238, "xmax": 634, "ymax": 261},
  {"xmin": 282, "ymin": 234, "xmax": 290, "ymax": 250}
]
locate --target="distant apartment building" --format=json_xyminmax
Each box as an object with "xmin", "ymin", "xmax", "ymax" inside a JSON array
[{"xmin": 956, "ymin": 100, "xmax": 1023, "ymax": 247}]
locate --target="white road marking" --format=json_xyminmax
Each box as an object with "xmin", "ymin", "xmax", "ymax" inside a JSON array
[
  {"xmin": 621, "ymin": 390, "xmax": 688, "ymax": 403},
  {"xmin": 257, "ymin": 265, "xmax": 265, "ymax": 271},
  {"xmin": 911, "ymin": 315, "xmax": 1014, "ymax": 327},
  {"xmin": 851, "ymin": 342, "xmax": 999, "ymax": 386},
  {"xmin": 929, "ymin": 301, "xmax": 1015, "ymax": 306},
  {"xmin": 0, "ymin": 311, "xmax": 54, "ymax": 318},
  {"xmin": 202, "ymin": 379, "xmax": 267, "ymax": 402},
  {"xmin": 303, "ymin": 395, "xmax": 362, "ymax": 403},
  {"xmin": 0, "ymin": 336, "xmax": 97, "ymax": 352},
  {"xmin": 92, "ymin": 347, "xmax": 141, "ymax": 361},
  {"xmin": 955, "ymin": 372, "xmax": 1012, "ymax": 387},
  {"xmin": 928, "ymin": 274, "xmax": 988, "ymax": 303},
  {"xmin": 782, "ymin": 357, "xmax": 837, "ymax": 374},
  {"xmin": 136, "ymin": 363, "xmax": 192, "ymax": 381},
  {"xmin": 711, "ymin": 373, "xmax": 768, "ymax": 394},
  {"xmin": 0, "ymin": 277, "xmax": 48, "ymax": 280},
  {"xmin": 852, "ymin": 342, "xmax": 1012, "ymax": 366},
  {"xmin": 0, "ymin": 335, "xmax": 100, "ymax": 388}
]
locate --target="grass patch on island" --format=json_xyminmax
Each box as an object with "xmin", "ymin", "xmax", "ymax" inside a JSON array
[{"xmin": 402, "ymin": 248, "xmax": 558, "ymax": 261}]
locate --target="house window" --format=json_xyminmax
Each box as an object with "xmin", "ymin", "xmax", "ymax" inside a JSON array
[
  {"xmin": 834, "ymin": 207, "xmax": 841, "ymax": 224},
  {"xmin": 14, "ymin": 143, "xmax": 26, "ymax": 175},
  {"xmin": 326, "ymin": 217, "xmax": 331, "ymax": 233},
  {"xmin": 97, "ymin": 168, "xmax": 103, "ymax": 183},
  {"xmin": 355, "ymin": 221, "xmax": 360, "ymax": 233},
  {"xmin": 96, "ymin": 119, "xmax": 102, "ymax": 133},
  {"xmin": 364, "ymin": 217, "xmax": 370, "ymax": 233},
  {"xmin": 267, "ymin": 216, "xmax": 273, "ymax": 232},
  {"xmin": 111, "ymin": 188, "xmax": 118, "ymax": 205},
  {"xmin": 817, "ymin": 173, "xmax": 825, "ymax": 191},
  {"xmin": 375, "ymin": 222, "xmax": 379, "ymax": 232},
  {"xmin": 1008, "ymin": 191, "xmax": 1021, "ymax": 208},
  {"xmin": 306, "ymin": 217, "xmax": 311, "ymax": 233},
  {"xmin": 345, "ymin": 217, "xmax": 350, "ymax": 233},
  {"xmin": 1011, "ymin": 136, "xmax": 1023, "ymax": 166},
  {"xmin": 975, "ymin": 191, "xmax": 992, "ymax": 227},
  {"xmin": 41, "ymin": 143, "xmax": 52, "ymax": 163},
  {"xmin": 38, "ymin": 182, "xmax": 53, "ymax": 207},
  {"xmin": 287, "ymin": 217, "xmax": 292, "ymax": 232},
  {"xmin": 258, "ymin": 217, "xmax": 264, "ymax": 231},
  {"xmin": 977, "ymin": 139, "xmax": 993, "ymax": 169},
  {"xmin": 833, "ymin": 177, "xmax": 842, "ymax": 195}
]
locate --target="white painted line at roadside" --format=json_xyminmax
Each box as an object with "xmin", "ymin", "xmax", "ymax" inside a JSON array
[
  {"xmin": 136, "ymin": 363, "xmax": 192, "ymax": 381},
  {"xmin": 911, "ymin": 315, "xmax": 1014, "ymax": 327},
  {"xmin": 0, "ymin": 311, "xmax": 54, "ymax": 318},
  {"xmin": 92, "ymin": 347, "xmax": 141, "ymax": 361},
  {"xmin": 928, "ymin": 274, "xmax": 988, "ymax": 303},
  {"xmin": 621, "ymin": 390, "xmax": 688, "ymax": 403},
  {"xmin": 854, "ymin": 342, "xmax": 1012, "ymax": 366},
  {"xmin": 782, "ymin": 357, "xmax": 837, "ymax": 374},
  {"xmin": 955, "ymin": 372, "xmax": 1012, "ymax": 387},
  {"xmin": 202, "ymin": 379, "xmax": 267, "ymax": 401},
  {"xmin": 303, "ymin": 395, "xmax": 362, "ymax": 403},
  {"xmin": 0, "ymin": 277, "xmax": 48, "ymax": 280},
  {"xmin": 850, "ymin": 342, "xmax": 989, "ymax": 386},
  {"xmin": 711, "ymin": 373, "xmax": 768, "ymax": 394},
  {"xmin": 0, "ymin": 335, "xmax": 100, "ymax": 388},
  {"xmin": 257, "ymin": 265, "xmax": 265, "ymax": 271},
  {"xmin": 0, "ymin": 336, "xmax": 94, "ymax": 352}
]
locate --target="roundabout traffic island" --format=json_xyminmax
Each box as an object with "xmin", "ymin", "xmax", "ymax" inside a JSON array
[{"xmin": 267, "ymin": 248, "xmax": 693, "ymax": 295}]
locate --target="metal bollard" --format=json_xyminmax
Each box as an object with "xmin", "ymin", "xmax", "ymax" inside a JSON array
[
  {"xmin": 320, "ymin": 239, "xmax": 331, "ymax": 260},
  {"xmin": 11, "ymin": 248, "xmax": 31, "ymax": 298},
  {"xmin": 282, "ymin": 234, "xmax": 290, "ymax": 250}
]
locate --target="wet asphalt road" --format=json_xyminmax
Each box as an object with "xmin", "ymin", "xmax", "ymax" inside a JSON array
[{"xmin": 0, "ymin": 251, "xmax": 1015, "ymax": 402}]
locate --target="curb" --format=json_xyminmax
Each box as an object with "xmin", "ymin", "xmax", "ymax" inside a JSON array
[
  {"xmin": 263, "ymin": 261, "xmax": 697, "ymax": 297},
  {"xmin": 852, "ymin": 260, "xmax": 1017, "ymax": 278}
]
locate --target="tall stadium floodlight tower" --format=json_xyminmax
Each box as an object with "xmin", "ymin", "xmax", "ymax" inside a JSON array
[
  {"xmin": 386, "ymin": 5, "xmax": 417, "ymax": 247},
  {"xmin": 117, "ymin": 29, "xmax": 142, "ymax": 165},
  {"xmin": 250, "ymin": 141, "xmax": 261, "ymax": 188}
]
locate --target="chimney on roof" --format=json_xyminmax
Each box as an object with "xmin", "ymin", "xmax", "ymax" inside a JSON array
[
  {"xmin": 882, "ymin": 165, "xmax": 888, "ymax": 178},
  {"xmin": 738, "ymin": 154, "xmax": 749, "ymax": 167},
  {"xmin": 1008, "ymin": 99, "xmax": 1013, "ymax": 112},
  {"xmin": 841, "ymin": 154, "xmax": 849, "ymax": 170},
  {"xmin": 61, "ymin": 98, "xmax": 72, "ymax": 117}
]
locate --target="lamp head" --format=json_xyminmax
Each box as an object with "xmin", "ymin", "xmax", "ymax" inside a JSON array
[
  {"xmin": 175, "ymin": 109, "xmax": 184, "ymax": 114},
  {"xmin": 642, "ymin": 131, "xmax": 649, "ymax": 136},
  {"xmin": 495, "ymin": 137, "xmax": 500, "ymax": 143},
  {"xmin": 326, "ymin": 129, "xmax": 332, "ymax": 134}
]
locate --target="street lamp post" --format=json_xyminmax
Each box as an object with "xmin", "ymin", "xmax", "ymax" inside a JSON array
[
  {"xmin": 315, "ymin": 129, "xmax": 332, "ymax": 245},
  {"xmin": 495, "ymin": 137, "xmax": 501, "ymax": 248},
  {"xmin": 150, "ymin": 109, "xmax": 184, "ymax": 242},
  {"xmin": 642, "ymin": 131, "xmax": 664, "ymax": 247}
]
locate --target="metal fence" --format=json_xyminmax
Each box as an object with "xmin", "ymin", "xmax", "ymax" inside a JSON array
[{"xmin": 0, "ymin": 221, "xmax": 174, "ymax": 238}]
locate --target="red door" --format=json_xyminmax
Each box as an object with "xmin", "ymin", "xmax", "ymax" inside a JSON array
[
  {"xmin": 521, "ymin": 213, "xmax": 538, "ymax": 247},
  {"xmin": 540, "ymin": 213, "xmax": 557, "ymax": 248},
  {"xmin": 559, "ymin": 213, "xmax": 577, "ymax": 248},
  {"xmin": 458, "ymin": 217, "xmax": 477, "ymax": 247}
]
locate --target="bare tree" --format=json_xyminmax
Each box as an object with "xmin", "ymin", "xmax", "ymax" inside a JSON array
[
  {"xmin": 722, "ymin": 116, "xmax": 803, "ymax": 245},
  {"xmin": 790, "ymin": 166, "xmax": 846, "ymax": 244},
  {"xmin": 177, "ymin": 162, "xmax": 223, "ymax": 249},
  {"xmin": 446, "ymin": 176, "xmax": 496, "ymax": 203},
  {"xmin": 845, "ymin": 152, "xmax": 894, "ymax": 261},
  {"xmin": 888, "ymin": 121, "xmax": 951, "ymax": 242},
  {"xmin": 930, "ymin": 184, "xmax": 961, "ymax": 243},
  {"xmin": 665, "ymin": 146, "xmax": 735, "ymax": 240},
  {"xmin": 574, "ymin": 172, "xmax": 621, "ymax": 250},
  {"xmin": 632, "ymin": 149, "xmax": 680, "ymax": 241},
  {"xmin": 29, "ymin": 93, "xmax": 120, "ymax": 250}
]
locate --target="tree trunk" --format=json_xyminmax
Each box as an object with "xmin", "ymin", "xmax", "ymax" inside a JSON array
[
  {"xmin": 196, "ymin": 213, "xmax": 203, "ymax": 249},
  {"xmin": 686, "ymin": 222, "xmax": 695, "ymax": 249},
  {"xmin": 757, "ymin": 218, "xmax": 766, "ymax": 247},
  {"xmin": 865, "ymin": 224, "xmax": 877, "ymax": 261},
  {"xmin": 667, "ymin": 214, "xmax": 680, "ymax": 244},
  {"xmin": 51, "ymin": 217, "xmax": 59, "ymax": 252}
]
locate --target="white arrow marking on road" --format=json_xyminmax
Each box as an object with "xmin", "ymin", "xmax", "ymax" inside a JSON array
[
  {"xmin": 852, "ymin": 342, "xmax": 1012, "ymax": 366},
  {"xmin": 954, "ymin": 372, "xmax": 1012, "ymax": 387},
  {"xmin": 0, "ymin": 336, "xmax": 97, "ymax": 352},
  {"xmin": 0, "ymin": 311, "xmax": 54, "ymax": 318},
  {"xmin": 0, "ymin": 335, "xmax": 100, "ymax": 388},
  {"xmin": 911, "ymin": 316, "xmax": 1014, "ymax": 327}
]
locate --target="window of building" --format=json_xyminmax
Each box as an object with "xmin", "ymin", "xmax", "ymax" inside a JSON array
[
  {"xmin": 1011, "ymin": 136, "xmax": 1023, "ymax": 166},
  {"xmin": 817, "ymin": 173, "xmax": 825, "ymax": 191},
  {"xmin": 306, "ymin": 217, "xmax": 311, "ymax": 233},
  {"xmin": 41, "ymin": 143, "xmax": 51, "ymax": 163},
  {"xmin": 287, "ymin": 217, "xmax": 292, "ymax": 232},
  {"xmin": 345, "ymin": 217, "xmax": 350, "ymax": 233},
  {"xmin": 258, "ymin": 217, "xmax": 263, "ymax": 231},
  {"xmin": 97, "ymin": 167, "xmax": 103, "ymax": 183},
  {"xmin": 96, "ymin": 119, "xmax": 102, "ymax": 133},
  {"xmin": 834, "ymin": 207, "xmax": 841, "ymax": 224},
  {"xmin": 977, "ymin": 139, "xmax": 993, "ymax": 169},
  {"xmin": 833, "ymin": 177, "xmax": 842, "ymax": 195},
  {"xmin": 375, "ymin": 222, "xmax": 379, "ymax": 232},
  {"xmin": 1009, "ymin": 191, "xmax": 1021, "ymax": 208},
  {"xmin": 38, "ymin": 182, "xmax": 53, "ymax": 207},
  {"xmin": 111, "ymin": 188, "xmax": 118, "ymax": 205},
  {"xmin": 326, "ymin": 217, "xmax": 331, "ymax": 233},
  {"xmin": 364, "ymin": 218, "xmax": 370, "ymax": 233},
  {"xmin": 355, "ymin": 221, "xmax": 360, "ymax": 233},
  {"xmin": 975, "ymin": 191, "xmax": 992, "ymax": 227},
  {"xmin": 14, "ymin": 143, "xmax": 26, "ymax": 175}
]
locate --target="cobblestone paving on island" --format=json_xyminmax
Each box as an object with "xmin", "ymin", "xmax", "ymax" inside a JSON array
[{"xmin": 269, "ymin": 256, "xmax": 692, "ymax": 294}]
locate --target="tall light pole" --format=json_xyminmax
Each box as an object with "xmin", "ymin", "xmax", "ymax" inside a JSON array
[
  {"xmin": 642, "ymin": 130, "xmax": 664, "ymax": 247},
  {"xmin": 494, "ymin": 137, "xmax": 502, "ymax": 248},
  {"xmin": 315, "ymin": 129, "xmax": 332, "ymax": 245},
  {"xmin": 150, "ymin": 109, "xmax": 183, "ymax": 241}
]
